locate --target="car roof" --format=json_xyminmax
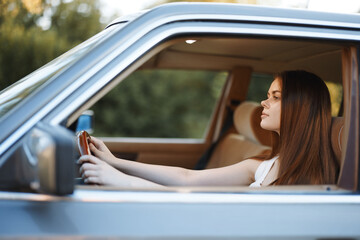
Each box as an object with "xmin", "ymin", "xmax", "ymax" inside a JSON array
[
  {"xmin": 109, "ymin": 2, "xmax": 360, "ymax": 30},
  {"xmin": 105, "ymin": 3, "xmax": 358, "ymax": 85},
  {"xmin": 105, "ymin": 3, "xmax": 358, "ymax": 82}
]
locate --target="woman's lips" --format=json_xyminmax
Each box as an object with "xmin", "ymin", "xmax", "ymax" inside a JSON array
[{"xmin": 261, "ymin": 112, "xmax": 269, "ymax": 119}]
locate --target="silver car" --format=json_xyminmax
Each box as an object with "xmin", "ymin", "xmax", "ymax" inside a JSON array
[{"xmin": 0, "ymin": 2, "xmax": 360, "ymax": 239}]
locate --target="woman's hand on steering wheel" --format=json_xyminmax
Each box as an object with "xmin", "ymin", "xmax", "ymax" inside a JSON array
[{"xmin": 89, "ymin": 136, "xmax": 117, "ymax": 166}]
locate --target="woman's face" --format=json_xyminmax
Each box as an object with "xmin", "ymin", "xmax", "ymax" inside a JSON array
[{"xmin": 260, "ymin": 78, "xmax": 281, "ymax": 134}]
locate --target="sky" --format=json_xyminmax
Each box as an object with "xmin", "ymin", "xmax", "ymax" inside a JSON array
[
  {"xmin": 99, "ymin": 0, "xmax": 360, "ymax": 18},
  {"xmin": 100, "ymin": 0, "xmax": 155, "ymax": 18},
  {"xmin": 307, "ymin": 0, "xmax": 360, "ymax": 13}
]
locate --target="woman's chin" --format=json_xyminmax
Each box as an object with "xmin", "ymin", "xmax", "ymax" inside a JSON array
[
  {"xmin": 260, "ymin": 121, "xmax": 268, "ymax": 130},
  {"xmin": 260, "ymin": 122, "xmax": 279, "ymax": 133}
]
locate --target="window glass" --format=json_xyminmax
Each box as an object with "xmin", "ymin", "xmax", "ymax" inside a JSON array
[
  {"xmin": 0, "ymin": 26, "xmax": 120, "ymax": 118},
  {"xmin": 91, "ymin": 69, "xmax": 228, "ymax": 138},
  {"xmin": 325, "ymin": 82, "xmax": 343, "ymax": 116},
  {"xmin": 246, "ymin": 73, "xmax": 274, "ymax": 103},
  {"xmin": 247, "ymin": 73, "xmax": 343, "ymax": 116}
]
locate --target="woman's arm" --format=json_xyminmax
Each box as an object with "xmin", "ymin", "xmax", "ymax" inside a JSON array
[
  {"xmin": 106, "ymin": 157, "xmax": 259, "ymax": 186},
  {"xmin": 78, "ymin": 137, "xmax": 261, "ymax": 187},
  {"xmin": 78, "ymin": 155, "xmax": 165, "ymax": 188}
]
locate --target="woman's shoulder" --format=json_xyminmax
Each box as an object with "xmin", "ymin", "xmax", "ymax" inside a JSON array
[
  {"xmin": 233, "ymin": 158, "xmax": 264, "ymax": 182},
  {"xmin": 243, "ymin": 157, "xmax": 278, "ymax": 186}
]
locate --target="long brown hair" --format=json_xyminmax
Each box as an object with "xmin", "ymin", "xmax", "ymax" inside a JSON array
[{"xmin": 269, "ymin": 70, "xmax": 339, "ymax": 185}]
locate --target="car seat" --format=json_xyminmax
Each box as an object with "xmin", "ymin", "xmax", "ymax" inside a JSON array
[
  {"xmin": 331, "ymin": 117, "xmax": 344, "ymax": 164},
  {"xmin": 205, "ymin": 102, "xmax": 344, "ymax": 169},
  {"xmin": 205, "ymin": 101, "xmax": 272, "ymax": 169}
]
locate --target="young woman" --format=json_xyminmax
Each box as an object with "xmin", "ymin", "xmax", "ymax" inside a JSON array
[{"xmin": 78, "ymin": 70, "xmax": 339, "ymax": 187}]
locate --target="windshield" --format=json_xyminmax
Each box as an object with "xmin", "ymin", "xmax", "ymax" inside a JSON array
[{"xmin": 0, "ymin": 25, "xmax": 121, "ymax": 118}]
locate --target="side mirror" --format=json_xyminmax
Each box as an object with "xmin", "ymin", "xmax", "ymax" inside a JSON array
[{"xmin": 30, "ymin": 123, "xmax": 76, "ymax": 195}]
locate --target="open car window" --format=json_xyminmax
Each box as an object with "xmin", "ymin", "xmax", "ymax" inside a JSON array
[
  {"xmin": 91, "ymin": 69, "xmax": 228, "ymax": 139},
  {"xmin": 70, "ymin": 34, "xmax": 350, "ymax": 192},
  {"xmin": 247, "ymin": 73, "xmax": 344, "ymax": 116}
]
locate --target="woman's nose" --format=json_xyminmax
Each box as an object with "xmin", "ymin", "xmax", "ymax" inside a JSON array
[{"xmin": 261, "ymin": 99, "xmax": 269, "ymax": 108}]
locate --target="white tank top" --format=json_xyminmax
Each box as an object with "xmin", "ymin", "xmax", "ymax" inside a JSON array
[{"xmin": 249, "ymin": 156, "xmax": 278, "ymax": 187}]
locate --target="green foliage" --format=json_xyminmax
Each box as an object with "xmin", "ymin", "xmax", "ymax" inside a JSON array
[
  {"xmin": 91, "ymin": 70, "xmax": 228, "ymax": 138},
  {"xmin": 246, "ymin": 73, "xmax": 273, "ymax": 103},
  {"xmin": 0, "ymin": 0, "xmax": 46, "ymax": 28},
  {"xmin": 0, "ymin": 0, "xmax": 104, "ymax": 90},
  {"xmin": 50, "ymin": 0, "xmax": 103, "ymax": 44},
  {"xmin": 0, "ymin": 21, "xmax": 66, "ymax": 89},
  {"xmin": 325, "ymin": 81, "xmax": 343, "ymax": 116}
]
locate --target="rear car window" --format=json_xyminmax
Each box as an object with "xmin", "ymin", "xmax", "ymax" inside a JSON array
[
  {"xmin": 91, "ymin": 69, "xmax": 228, "ymax": 138},
  {"xmin": 247, "ymin": 73, "xmax": 343, "ymax": 116}
]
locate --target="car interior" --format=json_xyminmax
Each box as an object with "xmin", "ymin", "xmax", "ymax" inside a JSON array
[{"xmin": 71, "ymin": 34, "xmax": 356, "ymax": 191}]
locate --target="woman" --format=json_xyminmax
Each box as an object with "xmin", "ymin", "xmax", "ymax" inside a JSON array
[{"xmin": 78, "ymin": 70, "xmax": 339, "ymax": 187}]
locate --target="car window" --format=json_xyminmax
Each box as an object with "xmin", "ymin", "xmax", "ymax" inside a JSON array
[
  {"xmin": 91, "ymin": 69, "xmax": 228, "ymax": 138},
  {"xmin": 326, "ymin": 81, "xmax": 343, "ymax": 116},
  {"xmin": 246, "ymin": 73, "xmax": 274, "ymax": 103},
  {"xmin": 0, "ymin": 26, "xmax": 120, "ymax": 119}
]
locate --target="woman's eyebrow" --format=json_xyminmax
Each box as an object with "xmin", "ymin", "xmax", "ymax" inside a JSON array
[{"xmin": 267, "ymin": 90, "xmax": 281, "ymax": 96}]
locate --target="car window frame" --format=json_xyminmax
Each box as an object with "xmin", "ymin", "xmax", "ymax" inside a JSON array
[{"xmin": 48, "ymin": 20, "xmax": 359, "ymax": 191}]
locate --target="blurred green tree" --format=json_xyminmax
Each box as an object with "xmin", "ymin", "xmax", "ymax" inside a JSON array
[
  {"xmin": 91, "ymin": 70, "xmax": 228, "ymax": 138},
  {"xmin": 0, "ymin": 0, "xmax": 46, "ymax": 28},
  {"xmin": 0, "ymin": 0, "xmax": 104, "ymax": 90},
  {"xmin": 50, "ymin": 0, "xmax": 103, "ymax": 44},
  {"xmin": 146, "ymin": 0, "xmax": 255, "ymax": 8}
]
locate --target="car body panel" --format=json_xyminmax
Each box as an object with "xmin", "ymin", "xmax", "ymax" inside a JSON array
[{"xmin": 1, "ymin": 189, "xmax": 360, "ymax": 239}]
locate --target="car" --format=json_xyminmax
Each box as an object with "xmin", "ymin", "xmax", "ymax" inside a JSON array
[{"xmin": 0, "ymin": 2, "xmax": 360, "ymax": 239}]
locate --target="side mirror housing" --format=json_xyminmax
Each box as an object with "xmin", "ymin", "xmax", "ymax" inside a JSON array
[{"xmin": 31, "ymin": 123, "xmax": 76, "ymax": 195}]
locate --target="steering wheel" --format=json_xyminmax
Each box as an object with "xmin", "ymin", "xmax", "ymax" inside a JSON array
[
  {"xmin": 75, "ymin": 130, "xmax": 92, "ymax": 185},
  {"xmin": 76, "ymin": 130, "xmax": 91, "ymax": 156}
]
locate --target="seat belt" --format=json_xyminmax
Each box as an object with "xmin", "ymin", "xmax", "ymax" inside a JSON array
[
  {"xmin": 194, "ymin": 66, "xmax": 251, "ymax": 170},
  {"xmin": 194, "ymin": 106, "xmax": 234, "ymax": 170}
]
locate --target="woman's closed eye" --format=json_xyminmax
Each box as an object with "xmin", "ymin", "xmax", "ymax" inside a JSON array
[
  {"xmin": 265, "ymin": 94, "xmax": 281, "ymax": 101},
  {"xmin": 273, "ymin": 95, "xmax": 280, "ymax": 100}
]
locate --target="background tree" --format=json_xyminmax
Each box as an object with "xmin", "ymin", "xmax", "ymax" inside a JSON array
[
  {"xmin": 0, "ymin": 0, "xmax": 104, "ymax": 90},
  {"xmin": 91, "ymin": 70, "xmax": 228, "ymax": 138},
  {"xmin": 147, "ymin": 0, "xmax": 256, "ymax": 8}
]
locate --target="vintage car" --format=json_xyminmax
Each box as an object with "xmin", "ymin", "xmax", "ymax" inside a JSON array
[{"xmin": 0, "ymin": 2, "xmax": 360, "ymax": 239}]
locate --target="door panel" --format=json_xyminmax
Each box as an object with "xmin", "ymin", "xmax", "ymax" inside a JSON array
[{"xmin": 102, "ymin": 138, "xmax": 207, "ymax": 168}]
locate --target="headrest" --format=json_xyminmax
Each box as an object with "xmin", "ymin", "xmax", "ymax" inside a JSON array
[
  {"xmin": 234, "ymin": 103, "xmax": 344, "ymax": 160},
  {"xmin": 233, "ymin": 101, "xmax": 272, "ymax": 146},
  {"xmin": 331, "ymin": 117, "xmax": 344, "ymax": 163}
]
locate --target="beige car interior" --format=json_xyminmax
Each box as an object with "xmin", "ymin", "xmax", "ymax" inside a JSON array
[
  {"xmin": 142, "ymin": 37, "xmax": 342, "ymax": 83},
  {"xmin": 139, "ymin": 37, "xmax": 345, "ymax": 161},
  {"xmin": 206, "ymin": 101, "xmax": 344, "ymax": 169},
  {"xmin": 331, "ymin": 117, "xmax": 344, "ymax": 164},
  {"xmin": 206, "ymin": 101, "xmax": 271, "ymax": 169}
]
